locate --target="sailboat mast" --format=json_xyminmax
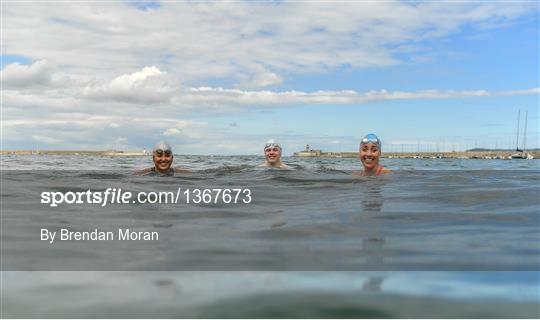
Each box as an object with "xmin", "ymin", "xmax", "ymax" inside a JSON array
[
  {"xmin": 523, "ymin": 110, "xmax": 528, "ymax": 153},
  {"xmin": 515, "ymin": 110, "xmax": 521, "ymax": 151}
]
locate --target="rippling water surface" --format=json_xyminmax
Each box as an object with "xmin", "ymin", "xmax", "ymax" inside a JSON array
[{"xmin": 1, "ymin": 154, "xmax": 539, "ymax": 318}]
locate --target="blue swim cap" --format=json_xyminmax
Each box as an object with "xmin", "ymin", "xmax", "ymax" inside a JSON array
[{"xmin": 360, "ymin": 133, "xmax": 381, "ymax": 148}]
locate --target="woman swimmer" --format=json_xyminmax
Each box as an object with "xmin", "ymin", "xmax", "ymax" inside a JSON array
[{"xmin": 356, "ymin": 133, "xmax": 390, "ymax": 176}]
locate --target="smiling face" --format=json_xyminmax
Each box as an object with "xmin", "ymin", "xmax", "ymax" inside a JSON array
[
  {"xmin": 153, "ymin": 150, "xmax": 173, "ymax": 173},
  {"xmin": 360, "ymin": 142, "xmax": 381, "ymax": 171},
  {"xmin": 265, "ymin": 147, "xmax": 282, "ymax": 165}
]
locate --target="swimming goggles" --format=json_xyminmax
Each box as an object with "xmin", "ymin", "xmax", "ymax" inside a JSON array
[
  {"xmin": 264, "ymin": 142, "xmax": 282, "ymax": 151},
  {"xmin": 360, "ymin": 133, "xmax": 381, "ymax": 148},
  {"xmin": 154, "ymin": 149, "xmax": 172, "ymax": 156}
]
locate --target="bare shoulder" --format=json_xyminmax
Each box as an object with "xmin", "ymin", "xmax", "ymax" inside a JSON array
[
  {"xmin": 133, "ymin": 167, "xmax": 154, "ymax": 176},
  {"xmin": 259, "ymin": 163, "xmax": 290, "ymax": 169},
  {"xmin": 352, "ymin": 168, "xmax": 391, "ymax": 176},
  {"xmin": 174, "ymin": 167, "xmax": 192, "ymax": 173}
]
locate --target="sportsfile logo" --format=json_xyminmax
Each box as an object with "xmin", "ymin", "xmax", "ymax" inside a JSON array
[
  {"xmin": 40, "ymin": 188, "xmax": 252, "ymax": 207},
  {"xmin": 41, "ymin": 188, "xmax": 133, "ymax": 207}
]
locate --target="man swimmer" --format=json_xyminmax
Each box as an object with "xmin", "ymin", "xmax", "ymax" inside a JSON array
[
  {"xmin": 259, "ymin": 139, "xmax": 289, "ymax": 169},
  {"xmin": 134, "ymin": 141, "xmax": 190, "ymax": 175},
  {"xmin": 356, "ymin": 134, "xmax": 390, "ymax": 176}
]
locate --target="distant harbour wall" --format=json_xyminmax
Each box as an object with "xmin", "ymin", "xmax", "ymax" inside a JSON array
[
  {"xmin": 1, "ymin": 149, "xmax": 538, "ymax": 159},
  {"xmin": 293, "ymin": 151, "xmax": 540, "ymax": 159},
  {"xmin": 0, "ymin": 150, "xmax": 147, "ymax": 156}
]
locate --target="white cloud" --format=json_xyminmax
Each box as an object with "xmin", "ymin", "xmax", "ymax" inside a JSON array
[
  {"xmin": 253, "ymin": 70, "xmax": 282, "ymax": 88},
  {"xmin": 500, "ymin": 88, "xmax": 540, "ymax": 95},
  {"xmin": 2, "ymin": 2, "xmax": 536, "ymax": 111},
  {"xmin": 1, "ymin": 60, "xmax": 53, "ymax": 88},
  {"xmin": 1, "ymin": 2, "xmax": 537, "ymax": 152},
  {"xmin": 83, "ymin": 66, "xmax": 175, "ymax": 104},
  {"xmin": 2, "ymin": 2, "xmax": 535, "ymax": 86},
  {"xmin": 162, "ymin": 128, "xmax": 182, "ymax": 136},
  {"xmin": 4, "ymin": 114, "xmax": 209, "ymax": 150},
  {"xmin": 180, "ymin": 86, "xmax": 540, "ymax": 106},
  {"xmin": 237, "ymin": 64, "xmax": 283, "ymax": 89}
]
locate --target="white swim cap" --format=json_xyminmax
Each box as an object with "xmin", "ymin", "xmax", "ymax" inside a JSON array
[
  {"xmin": 264, "ymin": 139, "xmax": 282, "ymax": 150},
  {"xmin": 153, "ymin": 141, "xmax": 172, "ymax": 153}
]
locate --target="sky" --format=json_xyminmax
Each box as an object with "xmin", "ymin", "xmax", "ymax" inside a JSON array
[{"xmin": 1, "ymin": 0, "xmax": 539, "ymax": 155}]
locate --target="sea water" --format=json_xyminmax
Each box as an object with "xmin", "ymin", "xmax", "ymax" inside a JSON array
[{"xmin": 1, "ymin": 154, "xmax": 539, "ymax": 318}]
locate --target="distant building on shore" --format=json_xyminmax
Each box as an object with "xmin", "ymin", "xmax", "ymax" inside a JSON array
[{"xmin": 293, "ymin": 144, "xmax": 322, "ymax": 157}]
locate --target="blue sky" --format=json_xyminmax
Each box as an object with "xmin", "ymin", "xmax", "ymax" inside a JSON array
[{"xmin": 1, "ymin": 1, "xmax": 538, "ymax": 154}]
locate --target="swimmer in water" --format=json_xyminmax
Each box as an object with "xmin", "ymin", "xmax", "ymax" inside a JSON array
[
  {"xmin": 134, "ymin": 141, "xmax": 191, "ymax": 175},
  {"xmin": 356, "ymin": 133, "xmax": 390, "ymax": 176},
  {"xmin": 259, "ymin": 139, "xmax": 289, "ymax": 169}
]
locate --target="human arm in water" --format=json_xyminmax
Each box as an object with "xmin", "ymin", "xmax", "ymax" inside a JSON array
[{"xmin": 133, "ymin": 167, "xmax": 154, "ymax": 176}]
